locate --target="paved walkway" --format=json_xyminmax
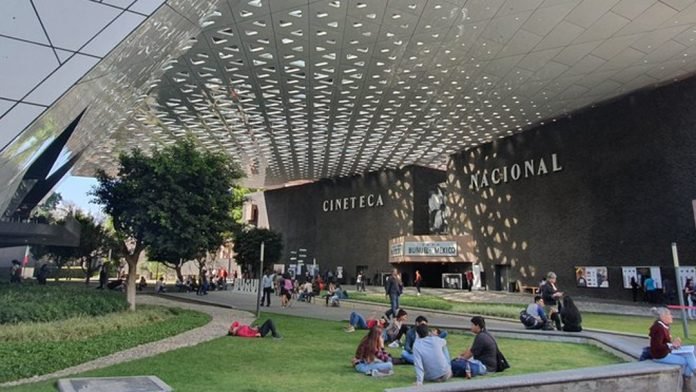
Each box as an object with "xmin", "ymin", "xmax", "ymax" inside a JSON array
[{"xmin": 0, "ymin": 295, "xmax": 253, "ymax": 388}]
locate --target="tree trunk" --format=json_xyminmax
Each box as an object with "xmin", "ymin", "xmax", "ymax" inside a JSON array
[
  {"xmin": 126, "ymin": 253, "xmax": 140, "ymax": 311},
  {"xmin": 175, "ymin": 265, "xmax": 183, "ymax": 283}
]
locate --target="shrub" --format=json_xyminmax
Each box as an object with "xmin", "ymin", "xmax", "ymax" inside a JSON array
[{"xmin": 0, "ymin": 283, "xmax": 128, "ymax": 324}]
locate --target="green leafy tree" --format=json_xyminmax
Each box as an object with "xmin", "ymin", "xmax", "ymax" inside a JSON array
[
  {"xmin": 92, "ymin": 139, "xmax": 243, "ymax": 310},
  {"xmin": 233, "ymin": 228, "xmax": 283, "ymax": 277},
  {"xmin": 72, "ymin": 212, "xmax": 118, "ymax": 285}
]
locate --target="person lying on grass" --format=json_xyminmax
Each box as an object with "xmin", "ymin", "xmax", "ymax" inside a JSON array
[
  {"xmin": 345, "ymin": 311, "xmax": 388, "ymax": 332},
  {"xmin": 228, "ymin": 319, "xmax": 282, "ymax": 338},
  {"xmin": 351, "ymin": 326, "xmax": 394, "ymax": 377}
]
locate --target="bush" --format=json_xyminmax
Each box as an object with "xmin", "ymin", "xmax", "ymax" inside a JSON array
[
  {"xmin": 0, "ymin": 306, "xmax": 210, "ymax": 382},
  {"xmin": 0, "ymin": 283, "xmax": 127, "ymax": 324}
]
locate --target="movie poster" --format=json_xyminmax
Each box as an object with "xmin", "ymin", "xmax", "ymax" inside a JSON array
[
  {"xmin": 575, "ymin": 266, "xmax": 609, "ymax": 288},
  {"xmin": 621, "ymin": 267, "xmax": 662, "ymax": 289}
]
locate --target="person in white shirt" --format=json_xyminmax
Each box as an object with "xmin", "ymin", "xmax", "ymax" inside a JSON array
[
  {"xmin": 413, "ymin": 323, "xmax": 452, "ymax": 385},
  {"xmin": 261, "ymin": 270, "xmax": 274, "ymax": 307}
]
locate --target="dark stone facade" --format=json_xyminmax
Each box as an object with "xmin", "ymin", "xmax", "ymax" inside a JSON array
[
  {"xmin": 263, "ymin": 166, "xmax": 445, "ymax": 285},
  {"xmin": 447, "ymin": 76, "xmax": 696, "ymax": 300}
]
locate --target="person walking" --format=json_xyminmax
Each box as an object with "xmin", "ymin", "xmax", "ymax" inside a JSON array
[
  {"xmin": 414, "ymin": 270, "xmax": 422, "ymax": 296},
  {"xmin": 385, "ymin": 268, "xmax": 403, "ymax": 319}
]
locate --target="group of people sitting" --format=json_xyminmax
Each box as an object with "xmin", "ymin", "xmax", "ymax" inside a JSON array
[
  {"xmin": 345, "ymin": 308, "xmax": 506, "ymax": 384},
  {"xmin": 519, "ymin": 295, "xmax": 582, "ymax": 332}
]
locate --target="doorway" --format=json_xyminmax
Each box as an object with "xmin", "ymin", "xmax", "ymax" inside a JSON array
[{"xmin": 494, "ymin": 264, "xmax": 511, "ymax": 291}]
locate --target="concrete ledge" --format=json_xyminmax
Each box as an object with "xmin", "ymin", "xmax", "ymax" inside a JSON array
[{"xmin": 384, "ymin": 362, "xmax": 681, "ymax": 392}]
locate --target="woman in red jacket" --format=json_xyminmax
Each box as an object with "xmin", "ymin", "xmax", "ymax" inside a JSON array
[
  {"xmin": 649, "ymin": 307, "xmax": 696, "ymax": 391},
  {"xmin": 228, "ymin": 319, "xmax": 281, "ymax": 339}
]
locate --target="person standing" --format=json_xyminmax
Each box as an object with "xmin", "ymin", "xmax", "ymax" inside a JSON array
[
  {"xmin": 356, "ymin": 271, "xmax": 364, "ymax": 292},
  {"xmin": 261, "ymin": 269, "xmax": 274, "ymax": 307},
  {"xmin": 630, "ymin": 277, "xmax": 640, "ymax": 303},
  {"xmin": 414, "ymin": 270, "xmax": 422, "ymax": 296},
  {"xmin": 465, "ymin": 270, "xmax": 474, "ymax": 291},
  {"xmin": 97, "ymin": 264, "xmax": 109, "ymax": 289},
  {"xmin": 413, "ymin": 323, "xmax": 452, "ymax": 385},
  {"xmin": 451, "ymin": 316, "xmax": 498, "ymax": 377},
  {"xmin": 685, "ymin": 278, "xmax": 696, "ymax": 320},
  {"xmin": 541, "ymin": 272, "xmax": 563, "ymax": 329},
  {"xmin": 385, "ymin": 268, "xmax": 403, "ymax": 319},
  {"xmin": 10, "ymin": 260, "xmax": 21, "ymax": 283},
  {"xmin": 644, "ymin": 276, "xmax": 657, "ymax": 303},
  {"xmin": 36, "ymin": 264, "xmax": 49, "ymax": 285}
]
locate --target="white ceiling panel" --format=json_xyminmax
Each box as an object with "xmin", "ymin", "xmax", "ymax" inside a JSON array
[
  {"xmin": 33, "ymin": 0, "xmax": 121, "ymax": 51},
  {"xmin": 0, "ymin": 0, "xmax": 50, "ymax": 44},
  {"xmin": 0, "ymin": 37, "xmax": 59, "ymax": 100}
]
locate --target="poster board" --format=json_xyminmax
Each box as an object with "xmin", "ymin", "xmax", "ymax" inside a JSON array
[
  {"xmin": 621, "ymin": 267, "xmax": 662, "ymax": 289},
  {"xmin": 441, "ymin": 273, "xmax": 463, "ymax": 289},
  {"xmin": 575, "ymin": 266, "xmax": 609, "ymax": 288},
  {"xmin": 678, "ymin": 266, "xmax": 696, "ymax": 288}
]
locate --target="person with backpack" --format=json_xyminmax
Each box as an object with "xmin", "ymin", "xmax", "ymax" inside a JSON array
[{"xmin": 520, "ymin": 296, "xmax": 552, "ymax": 330}]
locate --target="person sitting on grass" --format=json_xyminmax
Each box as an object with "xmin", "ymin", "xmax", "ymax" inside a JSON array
[
  {"xmin": 137, "ymin": 276, "xmax": 147, "ymax": 291},
  {"xmin": 520, "ymin": 296, "xmax": 552, "ymax": 330},
  {"xmin": 345, "ymin": 311, "xmax": 388, "ymax": 332},
  {"xmin": 384, "ymin": 309, "xmax": 409, "ymax": 348},
  {"xmin": 413, "ymin": 324, "xmax": 452, "ymax": 385},
  {"xmin": 402, "ymin": 315, "xmax": 448, "ymax": 364},
  {"xmin": 451, "ymin": 316, "xmax": 497, "ymax": 377},
  {"xmin": 351, "ymin": 326, "xmax": 394, "ymax": 377},
  {"xmin": 560, "ymin": 295, "xmax": 582, "ymax": 332},
  {"xmin": 155, "ymin": 276, "xmax": 166, "ymax": 294},
  {"xmin": 228, "ymin": 319, "xmax": 282, "ymax": 339}
]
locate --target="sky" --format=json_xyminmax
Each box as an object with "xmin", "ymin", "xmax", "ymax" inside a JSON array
[{"xmin": 54, "ymin": 175, "xmax": 102, "ymax": 216}]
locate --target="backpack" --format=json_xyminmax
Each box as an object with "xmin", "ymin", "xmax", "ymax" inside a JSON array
[{"xmin": 519, "ymin": 310, "xmax": 538, "ymax": 328}]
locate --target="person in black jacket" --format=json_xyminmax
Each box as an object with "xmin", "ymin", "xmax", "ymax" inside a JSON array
[
  {"xmin": 560, "ymin": 295, "xmax": 582, "ymax": 332},
  {"xmin": 541, "ymin": 272, "xmax": 563, "ymax": 330},
  {"xmin": 385, "ymin": 268, "xmax": 403, "ymax": 319}
]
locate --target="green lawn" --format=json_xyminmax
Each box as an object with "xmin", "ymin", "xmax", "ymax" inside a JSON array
[
  {"xmin": 0, "ymin": 306, "xmax": 210, "ymax": 383},
  {"xmin": 2, "ymin": 313, "xmax": 624, "ymax": 392}
]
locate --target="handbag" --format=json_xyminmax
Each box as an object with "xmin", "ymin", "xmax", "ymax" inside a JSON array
[{"xmin": 496, "ymin": 349, "xmax": 510, "ymax": 372}]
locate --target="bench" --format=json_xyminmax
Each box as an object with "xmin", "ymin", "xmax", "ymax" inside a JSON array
[{"xmin": 516, "ymin": 280, "xmax": 536, "ymax": 294}]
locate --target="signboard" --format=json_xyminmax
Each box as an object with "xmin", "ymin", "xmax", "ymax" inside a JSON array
[
  {"xmin": 404, "ymin": 241, "xmax": 457, "ymax": 257},
  {"xmin": 441, "ymin": 273, "xmax": 463, "ymax": 289},
  {"xmin": 575, "ymin": 266, "xmax": 608, "ymax": 288},
  {"xmin": 390, "ymin": 243, "xmax": 403, "ymax": 257},
  {"xmin": 621, "ymin": 267, "xmax": 662, "ymax": 289},
  {"xmin": 678, "ymin": 266, "xmax": 696, "ymax": 287}
]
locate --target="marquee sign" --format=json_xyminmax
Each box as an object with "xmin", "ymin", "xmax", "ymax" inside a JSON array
[{"xmin": 404, "ymin": 241, "xmax": 457, "ymax": 257}]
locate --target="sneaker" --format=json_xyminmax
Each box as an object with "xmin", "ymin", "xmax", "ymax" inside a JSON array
[
  {"xmin": 388, "ymin": 340, "xmax": 400, "ymax": 348},
  {"xmin": 371, "ymin": 369, "xmax": 394, "ymax": 377},
  {"xmin": 344, "ymin": 326, "xmax": 355, "ymax": 333}
]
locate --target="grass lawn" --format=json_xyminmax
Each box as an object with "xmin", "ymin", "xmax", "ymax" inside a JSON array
[
  {"xmin": 2, "ymin": 313, "xmax": 624, "ymax": 392},
  {"xmin": 349, "ymin": 292, "xmax": 696, "ymax": 342},
  {"xmin": 0, "ymin": 306, "xmax": 210, "ymax": 383}
]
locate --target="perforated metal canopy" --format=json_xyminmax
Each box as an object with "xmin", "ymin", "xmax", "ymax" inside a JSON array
[{"xmin": 6, "ymin": 0, "xmax": 696, "ymax": 189}]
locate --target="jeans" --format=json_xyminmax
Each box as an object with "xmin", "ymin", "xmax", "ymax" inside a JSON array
[
  {"xmin": 389, "ymin": 294, "xmax": 400, "ymax": 316},
  {"xmin": 655, "ymin": 353, "xmax": 696, "ymax": 377},
  {"xmin": 262, "ymin": 287, "xmax": 272, "ymax": 306},
  {"xmin": 451, "ymin": 358, "xmax": 487, "ymax": 377},
  {"xmin": 354, "ymin": 359, "xmax": 393, "ymax": 375},
  {"xmin": 350, "ymin": 312, "xmax": 368, "ymax": 329},
  {"xmin": 258, "ymin": 319, "xmax": 280, "ymax": 338},
  {"xmin": 401, "ymin": 349, "xmax": 414, "ymax": 364}
]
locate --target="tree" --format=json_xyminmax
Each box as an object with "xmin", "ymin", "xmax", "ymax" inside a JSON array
[
  {"xmin": 92, "ymin": 139, "xmax": 244, "ymax": 310},
  {"xmin": 31, "ymin": 192, "xmax": 63, "ymax": 222},
  {"xmin": 72, "ymin": 212, "xmax": 117, "ymax": 285},
  {"xmin": 233, "ymin": 228, "xmax": 283, "ymax": 277}
]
